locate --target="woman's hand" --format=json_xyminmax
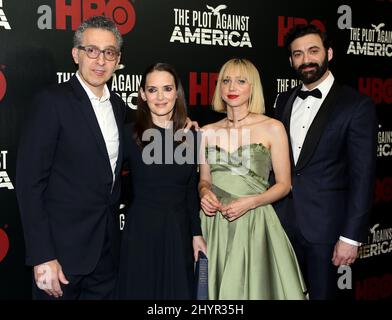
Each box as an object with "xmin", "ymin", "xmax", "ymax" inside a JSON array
[
  {"xmin": 220, "ymin": 196, "xmax": 256, "ymax": 222},
  {"xmin": 192, "ymin": 236, "xmax": 207, "ymax": 261},
  {"xmin": 184, "ymin": 117, "xmax": 200, "ymax": 132},
  {"xmin": 200, "ymin": 187, "xmax": 222, "ymax": 216}
]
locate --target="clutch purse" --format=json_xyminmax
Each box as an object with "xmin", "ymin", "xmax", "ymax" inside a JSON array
[{"xmin": 194, "ymin": 251, "xmax": 208, "ymax": 300}]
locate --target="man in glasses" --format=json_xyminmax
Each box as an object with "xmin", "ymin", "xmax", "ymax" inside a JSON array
[{"xmin": 16, "ymin": 16, "xmax": 125, "ymax": 299}]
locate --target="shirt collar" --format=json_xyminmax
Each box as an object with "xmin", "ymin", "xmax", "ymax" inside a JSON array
[{"xmin": 76, "ymin": 71, "xmax": 111, "ymax": 102}]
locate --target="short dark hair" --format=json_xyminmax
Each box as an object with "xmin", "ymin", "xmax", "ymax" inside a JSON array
[
  {"xmin": 73, "ymin": 15, "xmax": 123, "ymax": 50},
  {"xmin": 284, "ymin": 24, "xmax": 330, "ymax": 56}
]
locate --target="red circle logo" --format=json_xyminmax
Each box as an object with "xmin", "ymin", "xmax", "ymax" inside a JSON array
[
  {"xmin": 106, "ymin": 0, "xmax": 136, "ymax": 35},
  {"xmin": 0, "ymin": 71, "xmax": 6, "ymax": 102},
  {"xmin": 0, "ymin": 227, "xmax": 10, "ymax": 263}
]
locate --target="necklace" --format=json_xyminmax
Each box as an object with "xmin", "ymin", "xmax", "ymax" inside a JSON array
[{"xmin": 227, "ymin": 112, "xmax": 250, "ymax": 123}]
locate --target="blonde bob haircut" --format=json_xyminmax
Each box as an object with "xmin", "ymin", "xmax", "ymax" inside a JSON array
[{"xmin": 212, "ymin": 58, "xmax": 265, "ymax": 114}]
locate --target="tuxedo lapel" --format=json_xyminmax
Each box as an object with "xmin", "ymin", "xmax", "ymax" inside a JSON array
[
  {"xmin": 295, "ymin": 81, "xmax": 341, "ymax": 171},
  {"xmin": 281, "ymin": 88, "xmax": 300, "ymax": 167},
  {"xmin": 69, "ymin": 76, "xmax": 112, "ymax": 170}
]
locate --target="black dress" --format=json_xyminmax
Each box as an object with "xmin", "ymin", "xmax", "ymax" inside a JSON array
[{"xmin": 117, "ymin": 124, "xmax": 201, "ymax": 299}]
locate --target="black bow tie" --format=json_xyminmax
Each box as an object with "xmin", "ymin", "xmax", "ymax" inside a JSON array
[{"xmin": 297, "ymin": 88, "xmax": 322, "ymax": 100}]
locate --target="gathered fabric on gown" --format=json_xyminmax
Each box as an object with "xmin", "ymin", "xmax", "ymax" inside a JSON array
[
  {"xmin": 117, "ymin": 124, "xmax": 201, "ymax": 299},
  {"xmin": 201, "ymin": 143, "xmax": 307, "ymax": 300}
]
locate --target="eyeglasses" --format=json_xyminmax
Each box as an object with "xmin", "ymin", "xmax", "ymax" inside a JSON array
[{"xmin": 77, "ymin": 45, "xmax": 119, "ymax": 61}]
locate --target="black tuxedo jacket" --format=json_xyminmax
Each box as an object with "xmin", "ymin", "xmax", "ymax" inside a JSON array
[
  {"xmin": 16, "ymin": 75, "xmax": 127, "ymax": 274},
  {"xmin": 274, "ymin": 81, "xmax": 377, "ymax": 244}
]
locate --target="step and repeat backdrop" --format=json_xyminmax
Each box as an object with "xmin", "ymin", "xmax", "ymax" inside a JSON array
[{"xmin": 0, "ymin": 0, "xmax": 391, "ymax": 299}]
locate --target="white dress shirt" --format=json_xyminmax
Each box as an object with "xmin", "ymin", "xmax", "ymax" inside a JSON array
[
  {"xmin": 76, "ymin": 72, "xmax": 119, "ymax": 183},
  {"xmin": 289, "ymin": 72, "xmax": 361, "ymax": 247},
  {"xmin": 290, "ymin": 72, "xmax": 334, "ymax": 164}
]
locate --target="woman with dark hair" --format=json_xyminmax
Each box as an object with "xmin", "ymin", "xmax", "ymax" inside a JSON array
[{"xmin": 117, "ymin": 63, "xmax": 206, "ymax": 299}]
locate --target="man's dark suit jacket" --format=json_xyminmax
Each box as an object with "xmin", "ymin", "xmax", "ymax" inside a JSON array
[
  {"xmin": 274, "ymin": 81, "xmax": 377, "ymax": 244},
  {"xmin": 16, "ymin": 75, "xmax": 126, "ymax": 275}
]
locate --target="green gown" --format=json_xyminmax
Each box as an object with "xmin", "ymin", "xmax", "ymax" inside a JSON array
[{"xmin": 200, "ymin": 143, "xmax": 307, "ymax": 300}]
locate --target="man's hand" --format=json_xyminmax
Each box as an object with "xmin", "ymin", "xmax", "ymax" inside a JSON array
[
  {"xmin": 34, "ymin": 259, "xmax": 69, "ymax": 298},
  {"xmin": 332, "ymin": 240, "xmax": 359, "ymax": 266}
]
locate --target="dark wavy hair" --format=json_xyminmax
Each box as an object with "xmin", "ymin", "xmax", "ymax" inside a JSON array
[
  {"xmin": 134, "ymin": 62, "xmax": 187, "ymax": 147},
  {"xmin": 73, "ymin": 15, "xmax": 123, "ymax": 50},
  {"xmin": 284, "ymin": 24, "xmax": 331, "ymax": 56}
]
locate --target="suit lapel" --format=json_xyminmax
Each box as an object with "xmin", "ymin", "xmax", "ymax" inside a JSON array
[
  {"xmin": 282, "ymin": 88, "xmax": 300, "ymax": 168},
  {"xmin": 110, "ymin": 93, "xmax": 124, "ymax": 179},
  {"xmin": 69, "ymin": 76, "xmax": 112, "ymax": 170},
  {"xmin": 295, "ymin": 81, "xmax": 342, "ymax": 171}
]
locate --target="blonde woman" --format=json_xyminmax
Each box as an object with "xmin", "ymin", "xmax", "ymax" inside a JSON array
[{"xmin": 199, "ymin": 58, "xmax": 306, "ymax": 300}]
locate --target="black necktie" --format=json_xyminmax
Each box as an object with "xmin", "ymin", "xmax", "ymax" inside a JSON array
[{"xmin": 297, "ymin": 88, "xmax": 322, "ymax": 100}]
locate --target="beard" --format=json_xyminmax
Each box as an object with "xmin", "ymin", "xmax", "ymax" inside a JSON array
[{"xmin": 294, "ymin": 55, "xmax": 329, "ymax": 84}]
